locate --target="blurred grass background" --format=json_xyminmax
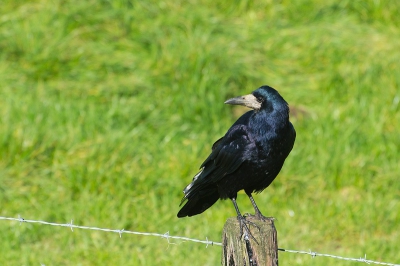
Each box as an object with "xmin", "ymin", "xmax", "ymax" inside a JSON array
[{"xmin": 1, "ymin": 0, "xmax": 399, "ymax": 265}]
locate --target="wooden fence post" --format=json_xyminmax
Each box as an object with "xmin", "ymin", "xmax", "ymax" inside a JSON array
[{"xmin": 222, "ymin": 216, "xmax": 278, "ymax": 266}]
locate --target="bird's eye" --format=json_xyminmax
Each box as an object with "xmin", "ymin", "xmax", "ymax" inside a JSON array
[{"xmin": 257, "ymin": 97, "xmax": 264, "ymax": 103}]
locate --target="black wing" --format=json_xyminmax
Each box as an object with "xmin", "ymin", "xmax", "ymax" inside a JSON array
[
  {"xmin": 182, "ymin": 123, "xmax": 257, "ymax": 199},
  {"xmin": 177, "ymin": 111, "xmax": 256, "ymax": 217}
]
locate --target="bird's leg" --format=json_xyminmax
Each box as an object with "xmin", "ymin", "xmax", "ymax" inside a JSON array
[
  {"xmin": 247, "ymin": 193, "xmax": 274, "ymax": 221},
  {"xmin": 231, "ymin": 198, "xmax": 259, "ymax": 243}
]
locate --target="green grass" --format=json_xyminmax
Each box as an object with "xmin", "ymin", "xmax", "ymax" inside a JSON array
[{"xmin": 1, "ymin": 0, "xmax": 400, "ymax": 265}]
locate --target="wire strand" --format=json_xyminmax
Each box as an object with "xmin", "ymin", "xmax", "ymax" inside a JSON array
[{"xmin": 1, "ymin": 215, "xmax": 399, "ymax": 266}]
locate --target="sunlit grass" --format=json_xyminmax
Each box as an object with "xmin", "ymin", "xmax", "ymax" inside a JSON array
[{"xmin": 1, "ymin": 0, "xmax": 399, "ymax": 265}]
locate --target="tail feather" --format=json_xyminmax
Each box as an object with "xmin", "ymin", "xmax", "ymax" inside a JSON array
[{"xmin": 177, "ymin": 186, "xmax": 219, "ymax": 217}]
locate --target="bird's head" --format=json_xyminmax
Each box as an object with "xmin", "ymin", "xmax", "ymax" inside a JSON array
[{"xmin": 224, "ymin": 85, "xmax": 288, "ymax": 112}]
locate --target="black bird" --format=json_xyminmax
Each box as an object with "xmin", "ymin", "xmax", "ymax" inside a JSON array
[{"xmin": 177, "ymin": 86, "xmax": 296, "ymax": 234}]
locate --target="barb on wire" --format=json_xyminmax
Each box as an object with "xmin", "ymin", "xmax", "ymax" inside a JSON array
[
  {"xmin": 1, "ymin": 216, "xmax": 399, "ymax": 266},
  {"xmin": 69, "ymin": 219, "xmax": 74, "ymax": 232}
]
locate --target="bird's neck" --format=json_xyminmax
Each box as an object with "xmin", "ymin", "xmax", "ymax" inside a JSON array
[{"xmin": 250, "ymin": 107, "xmax": 289, "ymax": 140}]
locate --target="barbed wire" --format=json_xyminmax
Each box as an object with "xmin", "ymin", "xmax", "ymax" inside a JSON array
[
  {"xmin": 277, "ymin": 248, "xmax": 400, "ymax": 266},
  {"xmin": 0, "ymin": 215, "xmax": 220, "ymax": 247},
  {"xmin": 1, "ymin": 215, "xmax": 399, "ymax": 266}
]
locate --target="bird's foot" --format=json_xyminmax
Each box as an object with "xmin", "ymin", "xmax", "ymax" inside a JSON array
[
  {"xmin": 254, "ymin": 211, "xmax": 275, "ymax": 222},
  {"xmin": 237, "ymin": 215, "xmax": 260, "ymax": 244},
  {"xmin": 244, "ymin": 211, "xmax": 274, "ymax": 222}
]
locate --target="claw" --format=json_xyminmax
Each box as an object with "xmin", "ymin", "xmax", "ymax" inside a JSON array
[
  {"xmin": 254, "ymin": 211, "xmax": 275, "ymax": 222},
  {"xmin": 237, "ymin": 215, "xmax": 260, "ymax": 244}
]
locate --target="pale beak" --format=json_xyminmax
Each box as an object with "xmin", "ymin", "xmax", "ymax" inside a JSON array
[{"xmin": 224, "ymin": 94, "xmax": 261, "ymax": 110}]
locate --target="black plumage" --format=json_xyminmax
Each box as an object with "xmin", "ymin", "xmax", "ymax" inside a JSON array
[{"xmin": 177, "ymin": 86, "xmax": 296, "ymax": 227}]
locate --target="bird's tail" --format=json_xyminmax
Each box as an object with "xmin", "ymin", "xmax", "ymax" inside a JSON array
[
  {"xmin": 177, "ymin": 185, "xmax": 219, "ymax": 217},
  {"xmin": 177, "ymin": 167, "xmax": 220, "ymax": 217}
]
